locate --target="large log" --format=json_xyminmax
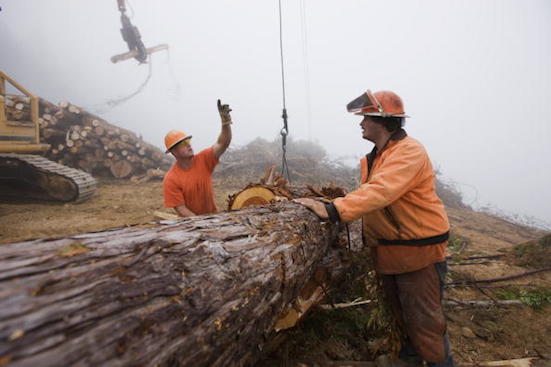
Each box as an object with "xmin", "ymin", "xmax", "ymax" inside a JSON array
[{"xmin": 0, "ymin": 203, "xmax": 363, "ymax": 367}]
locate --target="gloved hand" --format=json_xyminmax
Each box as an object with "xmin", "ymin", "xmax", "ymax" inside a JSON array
[
  {"xmin": 292, "ymin": 198, "xmax": 329, "ymax": 220},
  {"xmin": 217, "ymin": 99, "xmax": 232, "ymax": 126}
]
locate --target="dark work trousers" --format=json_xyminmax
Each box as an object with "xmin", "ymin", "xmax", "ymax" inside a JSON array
[{"xmin": 381, "ymin": 261, "xmax": 454, "ymax": 367}]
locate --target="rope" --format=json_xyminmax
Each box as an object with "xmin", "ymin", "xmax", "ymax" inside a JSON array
[
  {"xmin": 89, "ymin": 55, "xmax": 153, "ymax": 114},
  {"xmin": 278, "ymin": 0, "xmax": 291, "ymax": 182},
  {"xmin": 106, "ymin": 57, "xmax": 153, "ymax": 108}
]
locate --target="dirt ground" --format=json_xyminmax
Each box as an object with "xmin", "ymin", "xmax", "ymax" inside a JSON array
[
  {"xmin": 444, "ymin": 208, "xmax": 551, "ymax": 364},
  {"xmin": 0, "ymin": 178, "xmax": 235, "ymax": 245},
  {"xmin": 1, "ymin": 179, "xmax": 550, "ymax": 366}
]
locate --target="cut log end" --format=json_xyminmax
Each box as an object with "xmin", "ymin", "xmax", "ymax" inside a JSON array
[
  {"xmin": 110, "ymin": 160, "xmax": 133, "ymax": 178},
  {"xmin": 228, "ymin": 186, "xmax": 277, "ymax": 210}
]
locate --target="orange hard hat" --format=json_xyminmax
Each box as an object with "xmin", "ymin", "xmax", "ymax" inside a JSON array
[
  {"xmin": 347, "ymin": 90, "xmax": 409, "ymax": 118},
  {"xmin": 164, "ymin": 130, "xmax": 192, "ymax": 153}
]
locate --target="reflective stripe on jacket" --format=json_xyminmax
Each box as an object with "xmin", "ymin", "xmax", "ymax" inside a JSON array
[{"xmin": 333, "ymin": 130, "xmax": 449, "ymax": 274}]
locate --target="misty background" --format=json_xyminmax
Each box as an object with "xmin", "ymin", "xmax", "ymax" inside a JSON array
[{"xmin": 1, "ymin": 1, "xmax": 550, "ymax": 224}]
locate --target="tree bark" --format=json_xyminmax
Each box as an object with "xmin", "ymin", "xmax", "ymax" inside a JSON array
[{"xmin": 0, "ymin": 203, "xmax": 363, "ymax": 367}]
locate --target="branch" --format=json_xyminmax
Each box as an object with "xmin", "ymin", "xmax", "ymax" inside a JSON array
[{"xmin": 447, "ymin": 267, "xmax": 551, "ymax": 286}]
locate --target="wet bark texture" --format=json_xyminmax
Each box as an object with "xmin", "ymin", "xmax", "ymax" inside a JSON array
[{"xmin": 0, "ymin": 203, "xmax": 362, "ymax": 367}]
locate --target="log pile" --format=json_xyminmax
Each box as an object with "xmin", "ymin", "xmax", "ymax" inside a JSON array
[
  {"xmin": 0, "ymin": 203, "xmax": 364, "ymax": 367},
  {"xmin": 3, "ymin": 95, "xmax": 32, "ymax": 122},
  {"xmin": 5, "ymin": 94, "xmax": 173, "ymax": 179}
]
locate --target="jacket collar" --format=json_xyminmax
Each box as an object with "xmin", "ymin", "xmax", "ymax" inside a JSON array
[
  {"xmin": 367, "ymin": 128, "xmax": 407, "ymax": 158},
  {"xmin": 389, "ymin": 128, "xmax": 407, "ymax": 142},
  {"xmin": 366, "ymin": 129, "xmax": 407, "ymax": 175}
]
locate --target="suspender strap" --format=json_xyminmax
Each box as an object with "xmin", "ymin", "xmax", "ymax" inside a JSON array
[{"xmin": 378, "ymin": 231, "xmax": 449, "ymax": 246}]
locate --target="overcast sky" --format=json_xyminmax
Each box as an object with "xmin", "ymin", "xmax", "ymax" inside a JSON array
[{"xmin": 1, "ymin": 0, "xmax": 550, "ymax": 224}]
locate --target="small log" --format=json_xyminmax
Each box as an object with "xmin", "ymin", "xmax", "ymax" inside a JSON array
[
  {"xmin": 318, "ymin": 298, "xmax": 525, "ymax": 310},
  {"xmin": 42, "ymin": 128, "xmax": 65, "ymax": 140},
  {"xmin": 78, "ymin": 159, "xmax": 97, "ymax": 173},
  {"xmin": 42, "ymin": 114, "xmax": 57, "ymax": 125},
  {"xmin": 462, "ymin": 358, "xmax": 539, "ymax": 367},
  {"xmin": 110, "ymin": 159, "xmax": 133, "ymax": 178},
  {"xmin": 83, "ymin": 140, "xmax": 98, "ymax": 150},
  {"xmin": 53, "ymin": 109, "xmax": 79, "ymax": 126},
  {"xmin": 444, "ymin": 299, "xmax": 524, "ymax": 307},
  {"xmin": 94, "ymin": 149, "xmax": 105, "ymax": 159},
  {"xmin": 94, "ymin": 126, "xmax": 105, "ymax": 136},
  {"xmin": 107, "ymin": 127, "xmax": 120, "ymax": 136},
  {"xmin": 39, "ymin": 98, "xmax": 60, "ymax": 114},
  {"xmin": 447, "ymin": 267, "xmax": 551, "ymax": 286},
  {"xmin": 68, "ymin": 104, "xmax": 80, "ymax": 114},
  {"xmin": 70, "ymin": 131, "xmax": 80, "ymax": 141},
  {"xmin": 4, "ymin": 97, "xmax": 15, "ymax": 107}
]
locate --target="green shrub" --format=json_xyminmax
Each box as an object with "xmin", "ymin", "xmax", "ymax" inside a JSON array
[{"xmin": 496, "ymin": 287, "xmax": 551, "ymax": 310}]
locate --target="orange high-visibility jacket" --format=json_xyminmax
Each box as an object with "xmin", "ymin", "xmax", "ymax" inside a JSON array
[{"xmin": 332, "ymin": 130, "xmax": 449, "ymax": 274}]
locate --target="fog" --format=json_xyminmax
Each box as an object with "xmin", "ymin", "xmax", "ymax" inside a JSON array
[{"xmin": 1, "ymin": 1, "xmax": 550, "ymax": 224}]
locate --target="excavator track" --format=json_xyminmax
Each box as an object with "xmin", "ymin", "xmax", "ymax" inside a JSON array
[{"xmin": 0, "ymin": 154, "xmax": 96, "ymax": 203}]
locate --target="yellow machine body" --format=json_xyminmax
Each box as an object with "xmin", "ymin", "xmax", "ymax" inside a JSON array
[{"xmin": 0, "ymin": 71, "xmax": 96, "ymax": 202}]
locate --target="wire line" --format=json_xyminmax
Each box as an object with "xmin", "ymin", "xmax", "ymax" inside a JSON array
[{"xmin": 278, "ymin": 0, "xmax": 291, "ymax": 182}]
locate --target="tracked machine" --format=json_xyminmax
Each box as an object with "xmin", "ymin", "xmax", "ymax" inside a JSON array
[{"xmin": 0, "ymin": 71, "xmax": 96, "ymax": 202}]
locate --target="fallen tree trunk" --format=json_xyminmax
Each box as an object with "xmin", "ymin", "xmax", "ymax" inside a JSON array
[{"xmin": 0, "ymin": 203, "xmax": 363, "ymax": 367}]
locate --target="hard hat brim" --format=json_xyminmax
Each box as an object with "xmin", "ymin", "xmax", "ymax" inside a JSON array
[
  {"xmin": 355, "ymin": 112, "xmax": 410, "ymax": 118},
  {"xmin": 165, "ymin": 135, "xmax": 192, "ymax": 153}
]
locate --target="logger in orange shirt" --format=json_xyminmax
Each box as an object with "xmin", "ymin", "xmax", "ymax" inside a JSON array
[
  {"xmin": 163, "ymin": 99, "xmax": 232, "ymax": 217},
  {"xmin": 295, "ymin": 90, "xmax": 455, "ymax": 367}
]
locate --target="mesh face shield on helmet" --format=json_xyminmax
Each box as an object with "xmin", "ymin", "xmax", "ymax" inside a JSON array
[{"xmin": 346, "ymin": 90, "xmax": 409, "ymax": 118}]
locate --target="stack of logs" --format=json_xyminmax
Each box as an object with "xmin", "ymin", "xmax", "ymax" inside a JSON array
[
  {"xmin": 3, "ymin": 95, "xmax": 32, "ymax": 122},
  {"xmin": 5, "ymin": 94, "xmax": 173, "ymax": 179}
]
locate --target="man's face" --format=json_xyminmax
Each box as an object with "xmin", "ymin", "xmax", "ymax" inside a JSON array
[
  {"xmin": 170, "ymin": 139, "xmax": 194, "ymax": 159},
  {"xmin": 359, "ymin": 116, "xmax": 383, "ymax": 142}
]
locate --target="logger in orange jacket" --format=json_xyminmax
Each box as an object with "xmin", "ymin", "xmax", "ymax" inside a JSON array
[
  {"xmin": 163, "ymin": 100, "xmax": 232, "ymax": 217},
  {"xmin": 295, "ymin": 90, "xmax": 455, "ymax": 367}
]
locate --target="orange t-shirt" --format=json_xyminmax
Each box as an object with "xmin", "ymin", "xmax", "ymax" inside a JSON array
[{"xmin": 163, "ymin": 147, "xmax": 219, "ymax": 215}]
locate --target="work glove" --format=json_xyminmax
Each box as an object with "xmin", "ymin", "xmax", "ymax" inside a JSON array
[{"xmin": 217, "ymin": 99, "xmax": 232, "ymax": 126}]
